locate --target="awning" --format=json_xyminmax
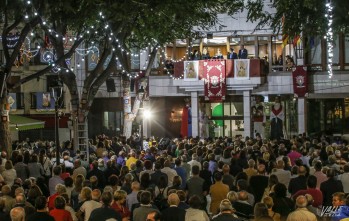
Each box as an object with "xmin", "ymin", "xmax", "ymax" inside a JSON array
[{"xmin": 9, "ymin": 115, "xmax": 45, "ymax": 131}]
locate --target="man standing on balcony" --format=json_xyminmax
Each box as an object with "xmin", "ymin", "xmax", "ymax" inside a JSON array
[
  {"xmin": 228, "ymin": 48, "xmax": 238, "ymax": 59},
  {"xmin": 238, "ymin": 45, "xmax": 248, "ymax": 59}
]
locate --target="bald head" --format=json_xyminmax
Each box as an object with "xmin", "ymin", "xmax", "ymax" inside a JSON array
[
  {"xmin": 91, "ymin": 189, "xmax": 101, "ymax": 201},
  {"xmin": 131, "ymin": 181, "xmax": 140, "ymax": 191},
  {"xmin": 277, "ymin": 160, "xmax": 285, "ymax": 169},
  {"xmin": 167, "ymin": 193, "xmax": 180, "ymax": 206},
  {"xmin": 296, "ymin": 195, "xmax": 308, "ymax": 208},
  {"xmin": 298, "ymin": 166, "xmax": 306, "ymax": 175},
  {"xmin": 10, "ymin": 207, "xmax": 25, "ymax": 221},
  {"xmin": 238, "ymin": 191, "xmax": 249, "ymax": 201}
]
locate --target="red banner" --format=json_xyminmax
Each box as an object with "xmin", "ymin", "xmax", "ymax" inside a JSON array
[
  {"xmin": 204, "ymin": 60, "xmax": 226, "ymax": 101},
  {"xmin": 292, "ymin": 66, "xmax": 308, "ymax": 97}
]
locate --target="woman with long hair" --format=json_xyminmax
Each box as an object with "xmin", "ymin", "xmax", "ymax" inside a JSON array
[{"xmin": 111, "ymin": 190, "xmax": 130, "ymax": 221}]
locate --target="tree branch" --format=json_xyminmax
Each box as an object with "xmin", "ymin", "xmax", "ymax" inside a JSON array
[{"xmin": 11, "ymin": 37, "xmax": 84, "ymax": 88}]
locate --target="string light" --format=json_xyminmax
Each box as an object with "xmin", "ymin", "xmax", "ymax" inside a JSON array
[{"xmin": 325, "ymin": 0, "xmax": 334, "ymax": 78}]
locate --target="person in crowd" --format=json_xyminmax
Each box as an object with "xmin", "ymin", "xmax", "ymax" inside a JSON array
[
  {"xmin": 286, "ymin": 195, "xmax": 317, "ymax": 221},
  {"xmin": 263, "ymin": 196, "xmax": 281, "ymax": 221},
  {"xmin": 320, "ymin": 168, "xmax": 344, "ymax": 206},
  {"xmin": 312, "ymin": 160, "xmax": 328, "ymax": 189},
  {"xmin": 126, "ymin": 181, "xmax": 140, "ymax": 211},
  {"xmin": 288, "ymin": 165, "xmax": 307, "ymax": 195},
  {"xmin": 2, "ymin": 160, "xmax": 17, "ymax": 187},
  {"xmin": 186, "ymin": 165, "xmax": 205, "ymax": 203},
  {"xmin": 292, "ymin": 175, "xmax": 323, "ymax": 208},
  {"xmin": 10, "ymin": 207, "xmax": 25, "ymax": 221},
  {"xmin": 254, "ymin": 202, "xmax": 274, "ymax": 221},
  {"xmin": 185, "ymin": 195, "xmax": 210, "ymax": 221},
  {"xmin": 49, "ymin": 196, "xmax": 73, "ymax": 221},
  {"xmin": 161, "ymin": 160, "xmax": 177, "ymax": 187},
  {"xmin": 250, "ymin": 164, "xmax": 269, "ymax": 203},
  {"xmin": 174, "ymin": 158, "xmax": 187, "ymax": 189},
  {"xmin": 271, "ymin": 183, "xmax": 294, "ymax": 218},
  {"xmin": 86, "ymin": 161, "xmax": 105, "ymax": 189},
  {"xmin": 49, "ymin": 166, "xmax": 64, "ymax": 196},
  {"xmin": 14, "ymin": 155, "xmax": 29, "ymax": 183},
  {"xmin": 1, "ymin": 185, "xmax": 16, "ymax": 213},
  {"xmin": 271, "ymin": 160, "xmax": 291, "ymax": 188},
  {"xmin": 28, "ymin": 154, "xmax": 44, "ymax": 178},
  {"xmin": 212, "ymin": 199, "xmax": 239, "ymax": 221},
  {"xmin": 72, "ymin": 159, "xmax": 87, "ymax": 180},
  {"xmin": 338, "ymin": 163, "xmax": 349, "ymax": 194},
  {"xmin": 13, "ymin": 193, "xmax": 36, "ymax": 218},
  {"xmin": 111, "ymin": 190, "xmax": 131, "ymax": 220},
  {"xmin": 210, "ymin": 172, "xmax": 230, "ymax": 215},
  {"xmin": 160, "ymin": 193, "xmax": 186, "ymax": 221},
  {"xmin": 27, "ymin": 196, "xmax": 54, "ymax": 221},
  {"xmin": 233, "ymin": 190, "xmax": 254, "ymax": 219},
  {"xmin": 133, "ymin": 191, "xmax": 159, "ymax": 221},
  {"xmin": 48, "ymin": 183, "xmax": 67, "ymax": 211},
  {"xmin": 88, "ymin": 191, "xmax": 122, "ymax": 221},
  {"xmin": 76, "ymin": 188, "xmax": 102, "ymax": 221}
]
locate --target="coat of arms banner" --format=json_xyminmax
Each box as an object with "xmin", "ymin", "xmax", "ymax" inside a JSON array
[
  {"xmin": 292, "ymin": 66, "xmax": 308, "ymax": 97},
  {"xmin": 204, "ymin": 60, "xmax": 226, "ymax": 101}
]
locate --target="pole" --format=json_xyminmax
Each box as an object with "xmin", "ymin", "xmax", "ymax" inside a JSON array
[
  {"xmin": 141, "ymin": 111, "xmax": 143, "ymax": 150},
  {"xmin": 55, "ymin": 101, "xmax": 60, "ymax": 165}
]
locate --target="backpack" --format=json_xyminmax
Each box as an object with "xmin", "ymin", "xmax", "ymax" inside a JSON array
[{"xmin": 153, "ymin": 186, "xmax": 168, "ymax": 211}]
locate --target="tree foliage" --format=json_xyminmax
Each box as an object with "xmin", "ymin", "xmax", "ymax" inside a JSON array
[{"xmin": 246, "ymin": 0, "xmax": 349, "ymax": 38}]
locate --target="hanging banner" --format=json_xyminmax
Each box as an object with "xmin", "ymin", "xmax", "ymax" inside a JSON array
[
  {"xmin": 174, "ymin": 61, "xmax": 184, "ymax": 78},
  {"xmin": 184, "ymin": 61, "xmax": 199, "ymax": 81},
  {"xmin": 234, "ymin": 59, "xmax": 250, "ymax": 79},
  {"xmin": 292, "ymin": 66, "xmax": 308, "ymax": 97},
  {"xmin": 204, "ymin": 60, "xmax": 226, "ymax": 101}
]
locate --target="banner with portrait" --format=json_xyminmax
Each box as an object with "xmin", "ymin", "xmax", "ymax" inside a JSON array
[
  {"xmin": 184, "ymin": 61, "xmax": 199, "ymax": 81},
  {"xmin": 36, "ymin": 92, "xmax": 55, "ymax": 110},
  {"xmin": 204, "ymin": 60, "xmax": 226, "ymax": 101},
  {"xmin": 234, "ymin": 59, "xmax": 250, "ymax": 79}
]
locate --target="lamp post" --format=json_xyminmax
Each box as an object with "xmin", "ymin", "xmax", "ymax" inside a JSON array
[
  {"xmin": 138, "ymin": 86, "xmax": 145, "ymax": 150},
  {"xmin": 50, "ymin": 79, "xmax": 63, "ymax": 166}
]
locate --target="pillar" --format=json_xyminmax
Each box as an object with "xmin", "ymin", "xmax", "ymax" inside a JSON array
[
  {"xmin": 243, "ymin": 90, "xmax": 252, "ymax": 138},
  {"xmin": 143, "ymin": 100, "xmax": 151, "ymax": 138},
  {"xmin": 191, "ymin": 92, "xmax": 199, "ymax": 137},
  {"xmin": 298, "ymin": 97, "xmax": 307, "ymax": 134}
]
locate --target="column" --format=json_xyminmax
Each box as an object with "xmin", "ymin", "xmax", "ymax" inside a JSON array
[
  {"xmin": 143, "ymin": 100, "xmax": 151, "ymax": 138},
  {"xmin": 191, "ymin": 92, "xmax": 199, "ymax": 137},
  {"xmin": 298, "ymin": 97, "xmax": 307, "ymax": 134},
  {"xmin": 243, "ymin": 90, "xmax": 252, "ymax": 138}
]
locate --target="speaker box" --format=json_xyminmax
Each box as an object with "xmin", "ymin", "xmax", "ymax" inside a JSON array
[
  {"xmin": 106, "ymin": 79, "xmax": 116, "ymax": 92},
  {"xmin": 207, "ymin": 33, "xmax": 213, "ymax": 39}
]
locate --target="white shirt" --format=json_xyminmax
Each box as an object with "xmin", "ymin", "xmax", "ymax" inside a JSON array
[
  {"xmin": 161, "ymin": 167, "xmax": 178, "ymax": 187},
  {"xmin": 339, "ymin": 173, "xmax": 349, "ymax": 193},
  {"xmin": 271, "ymin": 169, "xmax": 291, "ymax": 188},
  {"xmin": 80, "ymin": 200, "xmax": 102, "ymax": 221}
]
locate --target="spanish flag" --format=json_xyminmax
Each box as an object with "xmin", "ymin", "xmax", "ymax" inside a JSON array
[
  {"xmin": 281, "ymin": 15, "xmax": 288, "ymax": 48},
  {"xmin": 293, "ymin": 35, "xmax": 301, "ymax": 47}
]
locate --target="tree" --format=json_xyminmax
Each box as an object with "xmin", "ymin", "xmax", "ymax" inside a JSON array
[
  {"xmin": 0, "ymin": 0, "xmax": 45, "ymax": 153},
  {"xmin": 246, "ymin": 0, "xmax": 349, "ymax": 38},
  {"xmin": 1, "ymin": 0, "xmax": 246, "ymax": 153}
]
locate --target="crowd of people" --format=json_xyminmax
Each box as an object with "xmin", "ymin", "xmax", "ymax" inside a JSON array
[{"xmin": 1, "ymin": 133, "xmax": 349, "ymax": 221}]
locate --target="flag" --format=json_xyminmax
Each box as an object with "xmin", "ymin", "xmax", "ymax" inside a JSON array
[
  {"xmin": 281, "ymin": 15, "xmax": 288, "ymax": 48},
  {"xmin": 293, "ymin": 35, "xmax": 301, "ymax": 47}
]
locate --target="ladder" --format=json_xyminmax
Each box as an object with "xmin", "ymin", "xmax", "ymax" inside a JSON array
[{"xmin": 76, "ymin": 121, "xmax": 89, "ymax": 162}]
